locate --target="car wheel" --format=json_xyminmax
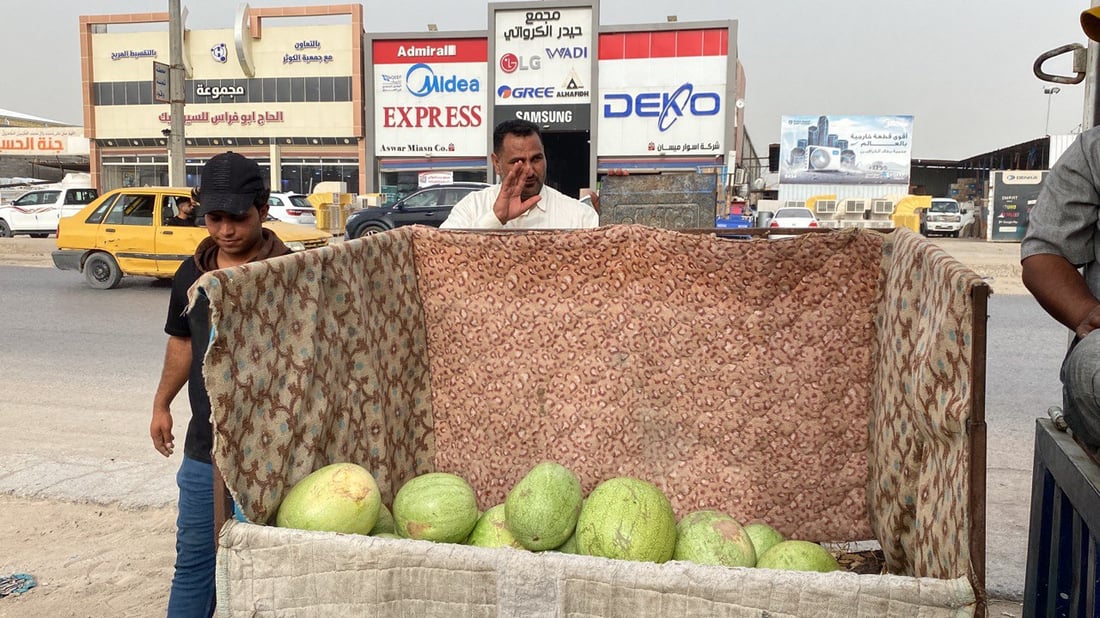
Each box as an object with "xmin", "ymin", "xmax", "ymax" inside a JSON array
[
  {"xmin": 84, "ymin": 253, "xmax": 123, "ymax": 290},
  {"xmin": 352, "ymin": 223, "xmax": 387, "ymax": 239},
  {"xmin": 0, "ymin": 220, "xmax": 11, "ymax": 237}
]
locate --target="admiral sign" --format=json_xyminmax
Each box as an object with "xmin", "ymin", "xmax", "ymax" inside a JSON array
[
  {"xmin": 373, "ymin": 38, "xmax": 488, "ymax": 157},
  {"xmin": 597, "ymin": 29, "xmax": 728, "ymax": 157},
  {"xmin": 493, "ymin": 6, "xmax": 593, "ymax": 110}
]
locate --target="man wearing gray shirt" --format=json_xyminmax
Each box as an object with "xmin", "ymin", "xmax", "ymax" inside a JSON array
[{"xmin": 1022, "ymin": 8, "xmax": 1100, "ymax": 454}]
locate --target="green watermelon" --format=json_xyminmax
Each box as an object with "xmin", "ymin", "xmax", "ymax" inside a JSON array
[
  {"xmin": 576, "ymin": 477, "xmax": 677, "ymax": 563},
  {"xmin": 466, "ymin": 504, "xmax": 524, "ymax": 549},
  {"xmin": 369, "ymin": 503, "xmax": 395, "ymax": 535},
  {"xmin": 392, "ymin": 472, "xmax": 479, "ymax": 543},
  {"xmin": 743, "ymin": 522, "xmax": 785, "ymax": 558},
  {"xmin": 505, "ymin": 462, "xmax": 583, "ymax": 551},
  {"xmin": 275, "ymin": 462, "xmax": 381, "ymax": 535},
  {"xmin": 555, "ymin": 530, "xmax": 580, "ymax": 554},
  {"xmin": 673, "ymin": 510, "xmax": 757, "ymax": 567},
  {"xmin": 756, "ymin": 540, "xmax": 840, "ymax": 572}
]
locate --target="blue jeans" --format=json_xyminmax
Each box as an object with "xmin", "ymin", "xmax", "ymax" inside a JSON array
[{"xmin": 167, "ymin": 455, "xmax": 216, "ymax": 618}]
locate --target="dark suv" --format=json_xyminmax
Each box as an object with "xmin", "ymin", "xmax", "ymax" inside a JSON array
[{"xmin": 345, "ymin": 182, "xmax": 490, "ymax": 239}]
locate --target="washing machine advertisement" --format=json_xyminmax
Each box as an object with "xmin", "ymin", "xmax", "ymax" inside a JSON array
[{"xmin": 778, "ymin": 115, "xmax": 913, "ymax": 185}]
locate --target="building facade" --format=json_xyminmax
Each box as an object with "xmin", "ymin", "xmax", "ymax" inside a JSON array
[
  {"xmin": 80, "ymin": 5, "xmax": 366, "ymax": 193},
  {"xmin": 80, "ymin": 2, "xmax": 745, "ymax": 204}
]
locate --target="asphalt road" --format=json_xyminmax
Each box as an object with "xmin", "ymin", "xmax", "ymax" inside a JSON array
[{"xmin": 0, "ymin": 243, "xmax": 1064, "ymax": 603}]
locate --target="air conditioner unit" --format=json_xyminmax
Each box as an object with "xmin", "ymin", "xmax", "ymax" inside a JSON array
[
  {"xmin": 807, "ymin": 145, "xmax": 843, "ymax": 172},
  {"xmin": 871, "ymin": 199, "xmax": 894, "ymax": 215},
  {"xmin": 734, "ymin": 168, "xmax": 747, "ymax": 185},
  {"xmin": 844, "ymin": 199, "xmax": 866, "ymax": 215},
  {"xmin": 784, "ymin": 201, "xmax": 805, "ymax": 209},
  {"xmin": 815, "ymin": 200, "xmax": 837, "ymax": 214}
]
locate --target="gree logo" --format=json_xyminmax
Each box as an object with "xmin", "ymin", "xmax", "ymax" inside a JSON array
[{"xmin": 497, "ymin": 85, "xmax": 555, "ymax": 99}]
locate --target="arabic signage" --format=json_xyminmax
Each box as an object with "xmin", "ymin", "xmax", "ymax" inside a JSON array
[
  {"xmin": 157, "ymin": 110, "xmax": 285, "ymax": 127},
  {"xmin": 194, "ymin": 83, "xmax": 245, "ymax": 101},
  {"xmin": 94, "ymin": 102, "xmax": 355, "ymax": 138},
  {"xmin": 153, "ymin": 61, "xmax": 170, "ymax": 103},
  {"xmin": 597, "ymin": 29, "xmax": 728, "ymax": 157},
  {"xmin": 990, "ymin": 170, "xmax": 1046, "ymax": 241},
  {"xmin": 0, "ymin": 128, "xmax": 90, "ymax": 156},
  {"xmin": 373, "ymin": 38, "xmax": 488, "ymax": 157},
  {"xmin": 778, "ymin": 115, "xmax": 914, "ymax": 185},
  {"xmin": 493, "ymin": 5, "xmax": 593, "ymax": 111},
  {"xmin": 110, "ymin": 48, "xmax": 158, "ymax": 61}
]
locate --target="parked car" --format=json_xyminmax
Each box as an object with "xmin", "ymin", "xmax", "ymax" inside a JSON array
[
  {"xmin": 768, "ymin": 207, "xmax": 819, "ymax": 238},
  {"xmin": 344, "ymin": 182, "xmax": 490, "ymax": 239},
  {"xmin": 923, "ymin": 198, "xmax": 974, "ymax": 238},
  {"xmin": 267, "ymin": 192, "xmax": 317, "ymax": 225},
  {"xmin": 52, "ymin": 186, "xmax": 332, "ymax": 289},
  {"xmin": 0, "ymin": 186, "xmax": 99, "ymax": 238}
]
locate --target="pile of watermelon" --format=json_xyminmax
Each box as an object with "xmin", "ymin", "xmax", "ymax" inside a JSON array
[{"xmin": 273, "ymin": 461, "xmax": 840, "ymax": 573}]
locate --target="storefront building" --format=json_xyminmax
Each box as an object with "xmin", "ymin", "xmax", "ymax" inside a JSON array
[
  {"xmin": 80, "ymin": 2, "xmax": 744, "ymax": 203},
  {"xmin": 80, "ymin": 5, "xmax": 366, "ymax": 193}
]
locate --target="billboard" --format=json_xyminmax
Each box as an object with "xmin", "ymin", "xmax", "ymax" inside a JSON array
[
  {"xmin": 597, "ymin": 28, "xmax": 727, "ymax": 157},
  {"xmin": 778, "ymin": 115, "xmax": 913, "ymax": 185},
  {"xmin": 990, "ymin": 170, "xmax": 1046, "ymax": 242},
  {"xmin": 493, "ymin": 5, "xmax": 593, "ymax": 131},
  {"xmin": 372, "ymin": 38, "xmax": 488, "ymax": 157}
]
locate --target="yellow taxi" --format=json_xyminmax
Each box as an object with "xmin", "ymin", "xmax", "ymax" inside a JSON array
[{"xmin": 52, "ymin": 186, "xmax": 332, "ymax": 289}]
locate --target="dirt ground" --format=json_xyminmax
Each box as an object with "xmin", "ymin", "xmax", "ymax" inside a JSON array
[{"xmin": 0, "ymin": 235, "xmax": 1027, "ymax": 616}]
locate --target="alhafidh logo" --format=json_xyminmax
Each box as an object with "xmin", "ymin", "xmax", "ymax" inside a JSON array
[{"xmin": 211, "ymin": 43, "xmax": 228, "ymax": 64}]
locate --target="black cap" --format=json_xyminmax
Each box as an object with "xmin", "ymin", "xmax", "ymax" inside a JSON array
[{"xmin": 195, "ymin": 152, "xmax": 266, "ymax": 216}]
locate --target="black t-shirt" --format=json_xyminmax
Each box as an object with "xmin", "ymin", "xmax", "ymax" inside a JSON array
[
  {"xmin": 164, "ymin": 257, "xmax": 215, "ymax": 463},
  {"xmin": 165, "ymin": 216, "xmax": 196, "ymax": 227}
]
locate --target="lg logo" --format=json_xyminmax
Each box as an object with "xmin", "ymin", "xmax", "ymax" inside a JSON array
[{"xmin": 499, "ymin": 53, "xmax": 541, "ymax": 73}]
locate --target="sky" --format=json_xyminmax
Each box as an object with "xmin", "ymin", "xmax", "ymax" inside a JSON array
[{"xmin": 0, "ymin": 0, "xmax": 1090, "ymax": 160}]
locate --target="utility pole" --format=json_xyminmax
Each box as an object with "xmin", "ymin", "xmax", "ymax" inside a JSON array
[{"xmin": 168, "ymin": 0, "xmax": 186, "ymax": 186}]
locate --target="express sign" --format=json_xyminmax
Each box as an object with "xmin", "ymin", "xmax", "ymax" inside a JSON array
[{"xmin": 373, "ymin": 38, "xmax": 488, "ymax": 157}]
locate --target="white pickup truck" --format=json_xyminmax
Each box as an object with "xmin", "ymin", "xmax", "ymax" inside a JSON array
[
  {"xmin": 922, "ymin": 197, "xmax": 975, "ymax": 238},
  {"xmin": 0, "ymin": 184, "xmax": 99, "ymax": 238}
]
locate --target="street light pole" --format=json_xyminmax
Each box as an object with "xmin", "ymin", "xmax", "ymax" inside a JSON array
[
  {"xmin": 167, "ymin": 0, "xmax": 186, "ymax": 186},
  {"xmin": 1044, "ymin": 86, "xmax": 1062, "ymax": 136}
]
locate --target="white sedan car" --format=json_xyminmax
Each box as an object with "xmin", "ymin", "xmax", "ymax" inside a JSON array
[
  {"xmin": 768, "ymin": 207, "xmax": 819, "ymax": 238},
  {"xmin": 268, "ymin": 192, "xmax": 317, "ymax": 226}
]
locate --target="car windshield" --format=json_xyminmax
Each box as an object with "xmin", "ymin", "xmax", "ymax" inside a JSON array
[{"xmin": 929, "ymin": 200, "xmax": 959, "ymax": 213}]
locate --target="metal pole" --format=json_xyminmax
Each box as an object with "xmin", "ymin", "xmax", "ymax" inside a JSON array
[
  {"xmin": 1088, "ymin": 0, "xmax": 1100, "ymax": 131},
  {"xmin": 1046, "ymin": 92, "xmax": 1054, "ymax": 135},
  {"xmin": 168, "ymin": 0, "xmax": 186, "ymax": 187},
  {"xmin": 1044, "ymin": 86, "xmax": 1061, "ymax": 136}
]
